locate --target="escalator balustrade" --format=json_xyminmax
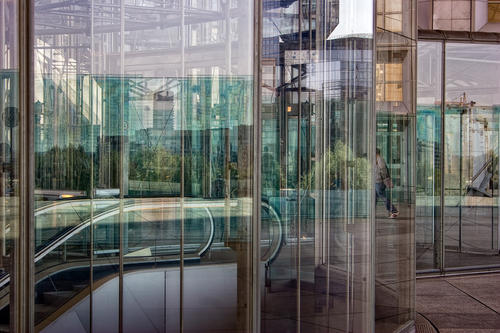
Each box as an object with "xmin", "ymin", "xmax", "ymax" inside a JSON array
[{"xmin": 0, "ymin": 199, "xmax": 282, "ymax": 331}]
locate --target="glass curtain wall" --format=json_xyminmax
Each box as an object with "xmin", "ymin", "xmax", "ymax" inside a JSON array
[
  {"xmin": 416, "ymin": 41, "xmax": 442, "ymax": 271},
  {"xmin": 375, "ymin": 0, "xmax": 416, "ymax": 331},
  {"xmin": 27, "ymin": 0, "xmax": 256, "ymax": 332},
  {"xmin": 444, "ymin": 43, "xmax": 500, "ymax": 269},
  {"xmin": 417, "ymin": 42, "xmax": 500, "ymax": 272},
  {"xmin": 0, "ymin": 0, "xmax": 19, "ymax": 330},
  {"xmin": 0, "ymin": 0, "xmax": 426, "ymax": 331},
  {"xmin": 260, "ymin": 0, "xmax": 377, "ymax": 332}
]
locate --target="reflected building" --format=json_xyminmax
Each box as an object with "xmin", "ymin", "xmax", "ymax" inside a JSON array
[
  {"xmin": 416, "ymin": 0, "xmax": 500, "ymax": 273},
  {"xmin": 0, "ymin": 0, "xmax": 499, "ymax": 332}
]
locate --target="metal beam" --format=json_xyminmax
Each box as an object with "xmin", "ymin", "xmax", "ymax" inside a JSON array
[
  {"xmin": 251, "ymin": 0, "xmax": 262, "ymax": 331},
  {"xmin": 15, "ymin": 0, "xmax": 35, "ymax": 330}
]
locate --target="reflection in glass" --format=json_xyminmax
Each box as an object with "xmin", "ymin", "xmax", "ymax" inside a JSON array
[
  {"xmin": 261, "ymin": 1, "xmax": 375, "ymax": 332},
  {"xmin": 417, "ymin": 43, "xmax": 500, "ymax": 271},
  {"xmin": 32, "ymin": 0, "xmax": 255, "ymax": 332},
  {"xmin": 0, "ymin": 0, "xmax": 18, "ymax": 330},
  {"xmin": 375, "ymin": 0, "xmax": 416, "ymax": 330},
  {"xmin": 489, "ymin": 1, "xmax": 500, "ymax": 23},
  {"xmin": 443, "ymin": 43, "xmax": 500, "ymax": 269},
  {"xmin": 416, "ymin": 41, "xmax": 442, "ymax": 271},
  {"xmin": 416, "ymin": 42, "xmax": 500, "ymax": 272}
]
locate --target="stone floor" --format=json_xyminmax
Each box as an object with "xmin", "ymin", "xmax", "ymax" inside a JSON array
[{"xmin": 416, "ymin": 273, "xmax": 500, "ymax": 333}]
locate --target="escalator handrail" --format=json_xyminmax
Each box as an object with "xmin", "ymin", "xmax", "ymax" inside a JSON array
[
  {"xmin": 5, "ymin": 199, "xmax": 120, "ymax": 236},
  {"xmin": 0, "ymin": 199, "xmax": 284, "ymax": 290},
  {"xmin": 261, "ymin": 202, "xmax": 283, "ymax": 264},
  {"xmin": 34, "ymin": 199, "xmax": 119, "ymax": 216},
  {"xmin": 0, "ymin": 200, "xmax": 220, "ymax": 289}
]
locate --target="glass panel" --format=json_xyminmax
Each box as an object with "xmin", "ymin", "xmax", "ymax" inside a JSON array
[
  {"xmin": 376, "ymin": 0, "xmax": 413, "ymax": 37},
  {"xmin": 178, "ymin": 74, "xmax": 254, "ymax": 333},
  {"xmin": 261, "ymin": 0, "xmax": 375, "ymax": 332},
  {"xmin": 375, "ymin": 0, "xmax": 416, "ymax": 330},
  {"xmin": 0, "ymin": 0, "xmax": 18, "ymax": 330},
  {"xmin": 444, "ymin": 43, "xmax": 500, "ymax": 269},
  {"xmin": 33, "ymin": 0, "xmax": 92, "ymax": 327},
  {"xmin": 489, "ymin": 2, "xmax": 500, "ymax": 22},
  {"xmin": 416, "ymin": 41, "xmax": 442, "ymax": 271},
  {"xmin": 33, "ymin": 1, "xmax": 255, "ymax": 333},
  {"xmin": 417, "ymin": 0, "xmax": 432, "ymax": 29},
  {"xmin": 261, "ymin": 2, "xmax": 300, "ymax": 331}
]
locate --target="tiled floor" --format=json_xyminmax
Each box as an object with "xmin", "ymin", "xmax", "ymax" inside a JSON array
[{"xmin": 417, "ymin": 273, "xmax": 500, "ymax": 333}]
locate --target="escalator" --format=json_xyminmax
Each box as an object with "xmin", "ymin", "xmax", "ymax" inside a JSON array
[{"xmin": 0, "ymin": 199, "xmax": 283, "ymax": 332}]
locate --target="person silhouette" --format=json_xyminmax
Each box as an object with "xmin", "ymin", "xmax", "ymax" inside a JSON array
[{"xmin": 375, "ymin": 148, "xmax": 399, "ymax": 218}]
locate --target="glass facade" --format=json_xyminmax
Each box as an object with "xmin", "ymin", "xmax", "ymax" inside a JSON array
[
  {"xmin": 32, "ymin": 0, "xmax": 256, "ymax": 332},
  {"xmin": 261, "ymin": 1, "xmax": 375, "ymax": 331},
  {"xmin": 417, "ymin": 0, "xmax": 500, "ymax": 32},
  {"xmin": 0, "ymin": 0, "xmax": 19, "ymax": 330},
  {"xmin": 417, "ymin": 41, "xmax": 500, "ymax": 272},
  {"xmin": 416, "ymin": 41, "xmax": 442, "ymax": 271},
  {"xmin": 375, "ymin": 0, "xmax": 416, "ymax": 331},
  {"xmin": 0, "ymin": 0, "xmax": 429, "ymax": 332}
]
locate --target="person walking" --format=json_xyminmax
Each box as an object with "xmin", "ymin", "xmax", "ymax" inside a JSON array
[{"xmin": 375, "ymin": 148, "xmax": 399, "ymax": 219}]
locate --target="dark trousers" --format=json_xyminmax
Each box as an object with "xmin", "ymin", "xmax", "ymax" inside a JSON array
[{"xmin": 375, "ymin": 182, "xmax": 397, "ymax": 213}]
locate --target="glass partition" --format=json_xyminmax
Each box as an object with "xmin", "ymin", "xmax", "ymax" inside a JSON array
[
  {"xmin": 0, "ymin": 0, "xmax": 429, "ymax": 331},
  {"xmin": 416, "ymin": 41, "xmax": 442, "ymax": 271},
  {"xmin": 32, "ymin": 0, "xmax": 256, "ymax": 332},
  {"xmin": 444, "ymin": 43, "xmax": 500, "ymax": 269},
  {"xmin": 416, "ymin": 41, "xmax": 500, "ymax": 272},
  {"xmin": 0, "ymin": 0, "xmax": 18, "ymax": 330},
  {"xmin": 261, "ymin": 0, "xmax": 376, "ymax": 332},
  {"xmin": 375, "ymin": 0, "xmax": 416, "ymax": 330}
]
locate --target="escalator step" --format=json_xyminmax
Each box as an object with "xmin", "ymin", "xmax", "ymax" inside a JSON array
[
  {"xmin": 72, "ymin": 284, "xmax": 88, "ymax": 291},
  {"xmin": 41, "ymin": 291, "xmax": 75, "ymax": 305},
  {"xmin": 35, "ymin": 304, "xmax": 57, "ymax": 315}
]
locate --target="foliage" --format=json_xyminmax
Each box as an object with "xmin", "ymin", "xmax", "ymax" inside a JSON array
[
  {"xmin": 129, "ymin": 146, "xmax": 181, "ymax": 183},
  {"xmin": 302, "ymin": 141, "xmax": 371, "ymax": 190},
  {"xmin": 35, "ymin": 145, "xmax": 93, "ymax": 193}
]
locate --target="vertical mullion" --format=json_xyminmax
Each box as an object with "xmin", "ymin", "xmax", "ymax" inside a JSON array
[
  {"xmin": 16, "ymin": 0, "xmax": 34, "ymax": 329},
  {"xmin": 321, "ymin": 0, "xmax": 331, "ymax": 325},
  {"xmin": 179, "ymin": 89, "xmax": 185, "ymax": 333},
  {"xmin": 179, "ymin": 1, "xmax": 185, "ymax": 332},
  {"xmin": 251, "ymin": 0, "xmax": 262, "ymax": 331},
  {"xmin": 296, "ymin": 1, "xmax": 303, "ymax": 332},
  {"xmin": 119, "ymin": 0, "xmax": 125, "ymax": 330},
  {"xmin": 89, "ymin": 78, "xmax": 94, "ymax": 333},
  {"xmin": 469, "ymin": 0, "xmax": 473, "ymax": 32},
  {"xmin": 431, "ymin": 0, "xmax": 434, "ymax": 30},
  {"xmin": 369, "ymin": 0, "xmax": 377, "ymax": 330},
  {"xmin": 89, "ymin": 1, "xmax": 95, "ymax": 330},
  {"xmin": 439, "ymin": 40, "xmax": 446, "ymax": 273},
  {"xmin": 344, "ymin": 38, "xmax": 352, "ymax": 333},
  {"xmin": 411, "ymin": 30, "xmax": 418, "ymax": 325}
]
